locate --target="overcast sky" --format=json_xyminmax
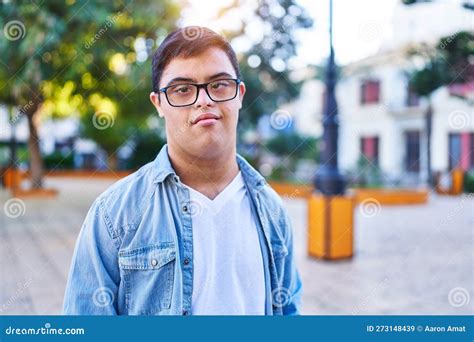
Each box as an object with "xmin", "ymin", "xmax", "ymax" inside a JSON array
[{"xmin": 180, "ymin": 0, "xmax": 399, "ymax": 66}]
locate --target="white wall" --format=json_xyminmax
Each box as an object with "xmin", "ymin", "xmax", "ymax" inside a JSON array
[{"xmin": 431, "ymin": 88, "xmax": 474, "ymax": 172}]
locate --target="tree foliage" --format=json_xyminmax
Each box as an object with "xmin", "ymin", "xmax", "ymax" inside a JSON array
[{"xmin": 0, "ymin": 0, "xmax": 179, "ymax": 185}]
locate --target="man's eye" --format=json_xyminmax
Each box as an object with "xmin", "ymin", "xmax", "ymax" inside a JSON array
[
  {"xmin": 211, "ymin": 81, "xmax": 229, "ymax": 89},
  {"xmin": 172, "ymin": 85, "xmax": 190, "ymax": 94}
]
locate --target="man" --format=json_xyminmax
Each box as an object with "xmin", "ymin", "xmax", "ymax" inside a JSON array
[{"xmin": 63, "ymin": 26, "xmax": 302, "ymax": 315}]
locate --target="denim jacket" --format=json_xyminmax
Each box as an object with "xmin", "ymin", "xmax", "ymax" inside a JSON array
[{"xmin": 63, "ymin": 145, "xmax": 302, "ymax": 315}]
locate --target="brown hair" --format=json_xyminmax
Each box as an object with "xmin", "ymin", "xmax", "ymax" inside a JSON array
[{"xmin": 151, "ymin": 26, "xmax": 241, "ymax": 92}]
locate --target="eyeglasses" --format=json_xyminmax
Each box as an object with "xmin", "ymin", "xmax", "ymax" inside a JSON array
[{"xmin": 159, "ymin": 78, "xmax": 241, "ymax": 107}]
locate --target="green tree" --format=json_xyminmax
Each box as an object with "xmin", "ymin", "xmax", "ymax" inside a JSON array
[
  {"xmin": 125, "ymin": 130, "xmax": 166, "ymax": 170},
  {"xmin": 0, "ymin": 1, "xmax": 179, "ymax": 188},
  {"xmin": 409, "ymin": 31, "xmax": 473, "ymax": 183},
  {"xmin": 264, "ymin": 132, "xmax": 318, "ymax": 181},
  {"xmin": 240, "ymin": 0, "xmax": 312, "ymax": 128},
  {"xmin": 218, "ymin": 0, "xmax": 312, "ymax": 126},
  {"xmin": 218, "ymin": 0, "xmax": 314, "ymax": 169}
]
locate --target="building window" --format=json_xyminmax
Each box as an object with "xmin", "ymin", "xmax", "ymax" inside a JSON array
[
  {"xmin": 406, "ymin": 85, "xmax": 419, "ymax": 107},
  {"xmin": 405, "ymin": 131, "xmax": 420, "ymax": 173},
  {"xmin": 471, "ymin": 133, "xmax": 474, "ymax": 170},
  {"xmin": 360, "ymin": 136, "xmax": 379, "ymax": 165},
  {"xmin": 449, "ymin": 132, "xmax": 474, "ymax": 171},
  {"xmin": 360, "ymin": 79, "xmax": 380, "ymax": 105},
  {"xmin": 448, "ymin": 81, "xmax": 474, "ymax": 99}
]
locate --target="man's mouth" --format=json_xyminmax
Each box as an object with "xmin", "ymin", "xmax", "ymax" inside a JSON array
[{"xmin": 192, "ymin": 113, "xmax": 221, "ymax": 126}]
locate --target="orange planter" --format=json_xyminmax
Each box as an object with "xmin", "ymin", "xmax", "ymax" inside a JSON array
[
  {"xmin": 435, "ymin": 169, "xmax": 465, "ymax": 195},
  {"xmin": 267, "ymin": 181, "xmax": 313, "ymax": 199},
  {"xmin": 450, "ymin": 169, "xmax": 464, "ymax": 195},
  {"xmin": 12, "ymin": 188, "xmax": 58, "ymax": 198},
  {"xmin": 45, "ymin": 170, "xmax": 132, "ymax": 179},
  {"xmin": 4, "ymin": 168, "xmax": 21, "ymax": 189},
  {"xmin": 308, "ymin": 193, "xmax": 355, "ymax": 260},
  {"xmin": 353, "ymin": 188, "xmax": 429, "ymax": 205}
]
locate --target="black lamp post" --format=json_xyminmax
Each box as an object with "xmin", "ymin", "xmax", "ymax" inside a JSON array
[{"xmin": 314, "ymin": 0, "xmax": 346, "ymax": 195}]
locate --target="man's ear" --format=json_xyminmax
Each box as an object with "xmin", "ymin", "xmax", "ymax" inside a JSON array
[
  {"xmin": 238, "ymin": 81, "xmax": 246, "ymax": 109},
  {"xmin": 150, "ymin": 92, "xmax": 164, "ymax": 117}
]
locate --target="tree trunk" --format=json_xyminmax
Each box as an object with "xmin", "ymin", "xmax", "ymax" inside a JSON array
[
  {"xmin": 107, "ymin": 154, "xmax": 118, "ymax": 171},
  {"xmin": 26, "ymin": 103, "xmax": 44, "ymax": 189},
  {"xmin": 425, "ymin": 100, "xmax": 433, "ymax": 187}
]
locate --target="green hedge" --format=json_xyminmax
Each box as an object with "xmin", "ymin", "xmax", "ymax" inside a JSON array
[
  {"xmin": 464, "ymin": 171, "xmax": 474, "ymax": 193},
  {"xmin": 43, "ymin": 151, "xmax": 74, "ymax": 170}
]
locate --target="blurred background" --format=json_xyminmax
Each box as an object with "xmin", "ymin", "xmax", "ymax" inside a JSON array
[{"xmin": 0, "ymin": 0, "xmax": 473, "ymax": 315}]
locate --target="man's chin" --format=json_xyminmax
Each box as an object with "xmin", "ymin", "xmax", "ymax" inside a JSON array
[{"xmin": 190, "ymin": 137, "xmax": 233, "ymax": 159}]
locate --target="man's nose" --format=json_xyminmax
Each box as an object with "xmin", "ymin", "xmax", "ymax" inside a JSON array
[{"xmin": 194, "ymin": 86, "xmax": 214, "ymax": 107}]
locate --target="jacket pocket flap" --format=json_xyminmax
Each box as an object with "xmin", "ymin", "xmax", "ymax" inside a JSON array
[{"xmin": 118, "ymin": 243, "xmax": 176, "ymax": 270}]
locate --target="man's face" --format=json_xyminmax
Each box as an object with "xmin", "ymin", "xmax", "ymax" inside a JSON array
[{"xmin": 150, "ymin": 47, "xmax": 246, "ymax": 160}]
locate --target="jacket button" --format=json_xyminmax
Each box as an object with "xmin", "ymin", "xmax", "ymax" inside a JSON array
[
  {"xmin": 182, "ymin": 205, "xmax": 188, "ymax": 212},
  {"xmin": 183, "ymin": 258, "xmax": 190, "ymax": 265},
  {"xmin": 151, "ymin": 259, "xmax": 158, "ymax": 267}
]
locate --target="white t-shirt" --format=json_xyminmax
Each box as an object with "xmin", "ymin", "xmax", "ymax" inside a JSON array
[{"xmin": 185, "ymin": 172, "xmax": 265, "ymax": 315}]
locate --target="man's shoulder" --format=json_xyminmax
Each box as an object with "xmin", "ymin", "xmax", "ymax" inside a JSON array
[
  {"xmin": 93, "ymin": 161, "xmax": 159, "ymax": 228},
  {"xmin": 237, "ymin": 155, "xmax": 280, "ymax": 197},
  {"xmin": 99, "ymin": 162, "xmax": 156, "ymax": 200}
]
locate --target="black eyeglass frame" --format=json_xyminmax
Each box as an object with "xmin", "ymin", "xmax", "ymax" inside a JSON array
[{"xmin": 159, "ymin": 78, "xmax": 242, "ymax": 107}]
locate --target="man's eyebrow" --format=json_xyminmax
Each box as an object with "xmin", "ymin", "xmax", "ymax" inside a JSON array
[
  {"xmin": 165, "ymin": 77, "xmax": 196, "ymax": 87},
  {"xmin": 164, "ymin": 72, "xmax": 235, "ymax": 87},
  {"xmin": 206, "ymin": 72, "xmax": 234, "ymax": 80}
]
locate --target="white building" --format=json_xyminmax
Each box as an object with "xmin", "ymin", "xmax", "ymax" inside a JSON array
[
  {"xmin": 338, "ymin": 52, "xmax": 473, "ymax": 185},
  {"xmin": 289, "ymin": 0, "xmax": 474, "ymax": 185}
]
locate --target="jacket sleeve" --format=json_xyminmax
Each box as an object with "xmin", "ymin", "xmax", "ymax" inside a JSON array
[
  {"xmin": 280, "ymin": 207, "xmax": 303, "ymax": 315},
  {"xmin": 62, "ymin": 199, "xmax": 121, "ymax": 315}
]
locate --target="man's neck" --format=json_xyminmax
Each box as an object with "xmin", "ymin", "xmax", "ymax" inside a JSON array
[{"xmin": 168, "ymin": 144, "xmax": 239, "ymax": 200}]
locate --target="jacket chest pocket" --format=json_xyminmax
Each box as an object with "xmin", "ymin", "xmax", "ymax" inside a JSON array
[{"xmin": 119, "ymin": 243, "xmax": 176, "ymax": 315}]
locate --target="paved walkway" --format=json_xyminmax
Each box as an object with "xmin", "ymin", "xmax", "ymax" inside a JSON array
[{"xmin": 1, "ymin": 177, "xmax": 472, "ymax": 315}]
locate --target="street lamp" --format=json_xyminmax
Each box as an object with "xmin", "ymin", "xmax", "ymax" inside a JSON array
[
  {"xmin": 308, "ymin": 0, "xmax": 353, "ymax": 260},
  {"xmin": 313, "ymin": 0, "xmax": 346, "ymax": 195}
]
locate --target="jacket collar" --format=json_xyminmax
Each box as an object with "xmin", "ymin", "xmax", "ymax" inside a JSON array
[
  {"xmin": 151, "ymin": 144, "xmax": 266, "ymax": 189},
  {"xmin": 152, "ymin": 144, "xmax": 177, "ymax": 184}
]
